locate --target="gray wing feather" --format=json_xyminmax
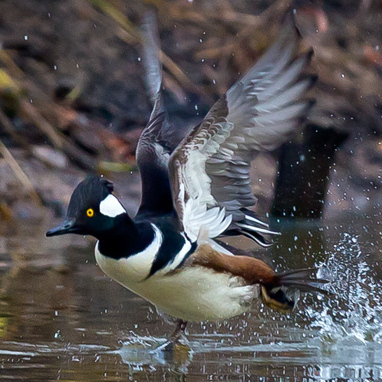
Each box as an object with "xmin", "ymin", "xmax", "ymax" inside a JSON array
[
  {"xmin": 169, "ymin": 13, "xmax": 315, "ymax": 238},
  {"xmin": 205, "ymin": 15, "xmax": 314, "ymax": 220}
]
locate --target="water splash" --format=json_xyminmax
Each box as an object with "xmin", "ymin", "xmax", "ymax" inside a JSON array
[{"xmin": 306, "ymin": 233, "xmax": 382, "ymax": 344}]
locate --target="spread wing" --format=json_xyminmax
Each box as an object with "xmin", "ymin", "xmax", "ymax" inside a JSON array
[
  {"xmin": 169, "ymin": 14, "xmax": 315, "ymax": 243},
  {"xmin": 135, "ymin": 12, "xmax": 185, "ymax": 218}
]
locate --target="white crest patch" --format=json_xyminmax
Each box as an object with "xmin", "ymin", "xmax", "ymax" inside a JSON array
[{"xmin": 99, "ymin": 194, "xmax": 126, "ymax": 218}]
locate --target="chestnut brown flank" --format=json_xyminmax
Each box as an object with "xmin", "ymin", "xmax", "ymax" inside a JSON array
[{"xmin": 188, "ymin": 244, "xmax": 276, "ymax": 285}]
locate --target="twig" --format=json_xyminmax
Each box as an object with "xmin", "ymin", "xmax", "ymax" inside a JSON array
[
  {"xmin": 0, "ymin": 109, "xmax": 30, "ymax": 150},
  {"xmin": 20, "ymin": 100, "xmax": 64, "ymax": 149},
  {"xmin": 0, "ymin": 138, "xmax": 41, "ymax": 205},
  {"xmin": 87, "ymin": 0, "xmax": 141, "ymax": 43},
  {"xmin": 87, "ymin": 0, "xmax": 203, "ymax": 94}
]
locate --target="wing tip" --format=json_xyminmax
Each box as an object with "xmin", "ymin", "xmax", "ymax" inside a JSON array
[{"xmin": 140, "ymin": 11, "xmax": 163, "ymax": 109}]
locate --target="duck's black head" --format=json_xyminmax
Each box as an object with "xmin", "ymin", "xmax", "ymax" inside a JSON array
[{"xmin": 46, "ymin": 176, "xmax": 127, "ymax": 240}]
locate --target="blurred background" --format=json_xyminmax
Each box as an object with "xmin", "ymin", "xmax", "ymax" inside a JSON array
[{"xmin": 0, "ymin": 0, "xmax": 381, "ymax": 223}]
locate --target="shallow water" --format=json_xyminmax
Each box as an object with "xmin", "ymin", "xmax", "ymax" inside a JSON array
[{"xmin": 0, "ymin": 212, "xmax": 381, "ymax": 381}]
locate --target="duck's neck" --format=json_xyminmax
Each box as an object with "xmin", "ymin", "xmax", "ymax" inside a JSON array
[{"xmin": 97, "ymin": 213, "xmax": 155, "ymax": 259}]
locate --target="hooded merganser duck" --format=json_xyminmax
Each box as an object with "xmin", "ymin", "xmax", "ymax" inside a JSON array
[{"xmin": 47, "ymin": 13, "xmax": 328, "ymax": 340}]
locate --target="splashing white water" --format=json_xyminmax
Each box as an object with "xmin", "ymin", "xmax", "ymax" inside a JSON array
[{"xmin": 306, "ymin": 233, "xmax": 382, "ymax": 344}]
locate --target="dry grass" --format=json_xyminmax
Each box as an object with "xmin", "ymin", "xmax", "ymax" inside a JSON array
[{"xmin": 0, "ymin": 0, "xmax": 381, "ymax": 205}]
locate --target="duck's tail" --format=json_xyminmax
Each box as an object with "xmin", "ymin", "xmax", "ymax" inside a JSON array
[{"xmin": 261, "ymin": 268, "xmax": 331, "ymax": 313}]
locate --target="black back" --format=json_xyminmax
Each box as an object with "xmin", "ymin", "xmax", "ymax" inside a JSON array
[{"xmin": 135, "ymin": 13, "xmax": 188, "ymax": 219}]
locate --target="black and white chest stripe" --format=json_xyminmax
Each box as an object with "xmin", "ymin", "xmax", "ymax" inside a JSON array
[
  {"xmin": 134, "ymin": 223, "xmax": 197, "ymax": 279},
  {"xmin": 97, "ymin": 224, "xmax": 196, "ymax": 281},
  {"xmin": 148, "ymin": 225, "xmax": 197, "ymax": 277},
  {"xmin": 97, "ymin": 193, "xmax": 196, "ymax": 278}
]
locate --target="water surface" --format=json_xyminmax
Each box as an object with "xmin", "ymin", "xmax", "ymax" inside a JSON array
[{"xmin": 0, "ymin": 212, "xmax": 381, "ymax": 381}]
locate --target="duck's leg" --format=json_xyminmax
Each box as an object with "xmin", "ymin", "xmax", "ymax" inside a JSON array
[
  {"xmin": 169, "ymin": 319, "xmax": 188, "ymax": 341},
  {"xmin": 156, "ymin": 319, "xmax": 188, "ymax": 352}
]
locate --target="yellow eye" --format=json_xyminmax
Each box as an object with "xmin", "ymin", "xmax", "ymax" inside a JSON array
[{"xmin": 86, "ymin": 208, "xmax": 94, "ymax": 217}]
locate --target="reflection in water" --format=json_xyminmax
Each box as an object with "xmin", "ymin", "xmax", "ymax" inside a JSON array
[{"xmin": 0, "ymin": 215, "xmax": 381, "ymax": 380}]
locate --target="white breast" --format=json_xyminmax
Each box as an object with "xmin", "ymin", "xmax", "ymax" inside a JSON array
[
  {"xmin": 95, "ymin": 224, "xmax": 162, "ymax": 282},
  {"xmin": 95, "ymin": 242, "xmax": 260, "ymax": 322}
]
